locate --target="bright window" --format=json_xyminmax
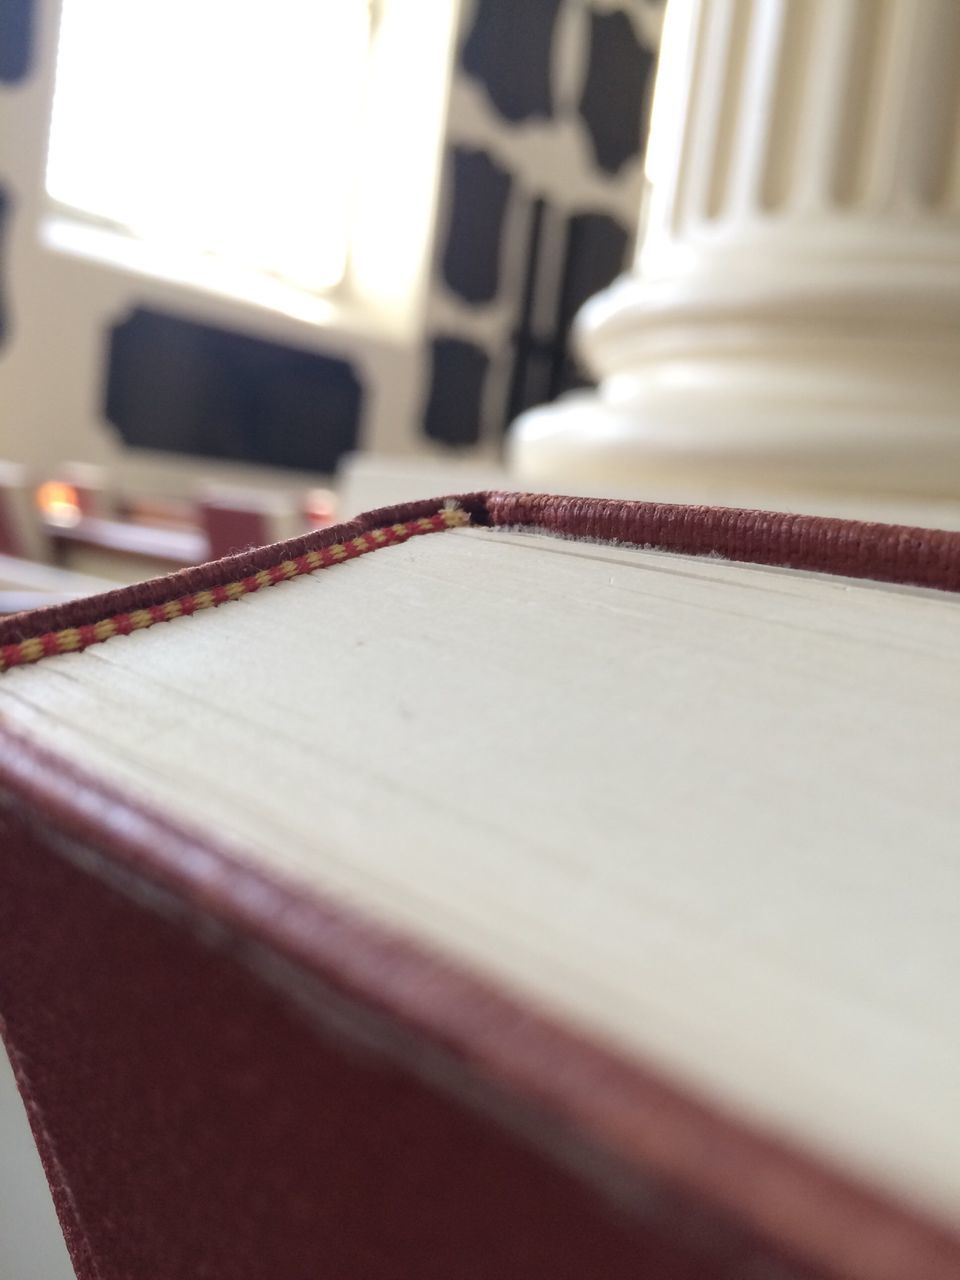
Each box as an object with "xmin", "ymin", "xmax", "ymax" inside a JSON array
[{"xmin": 46, "ymin": 0, "xmax": 372, "ymax": 293}]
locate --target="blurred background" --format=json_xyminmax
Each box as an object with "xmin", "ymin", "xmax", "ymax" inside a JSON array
[{"xmin": 0, "ymin": 0, "xmax": 661, "ymax": 604}]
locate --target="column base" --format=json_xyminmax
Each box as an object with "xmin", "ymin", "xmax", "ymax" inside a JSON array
[
  {"xmin": 511, "ymin": 278, "xmax": 960, "ymax": 500},
  {"xmin": 511, "ymin": 392, "xmax": 960, "ymax": 500}
]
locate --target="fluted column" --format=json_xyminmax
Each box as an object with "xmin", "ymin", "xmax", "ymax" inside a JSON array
[{"xmin": 511, "ymin": 0, "xmax": 960, "ymax": 498}]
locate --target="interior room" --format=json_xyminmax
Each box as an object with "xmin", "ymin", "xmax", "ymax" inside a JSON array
[{"xmin": 2, "ymin": 2, "xmax": 959, "ymax": 1278}]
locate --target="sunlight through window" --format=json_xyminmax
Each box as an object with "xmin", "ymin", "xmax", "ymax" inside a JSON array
[{"xmin": 46, "ymin": 0, "xmax": 372, "ymax": 293}]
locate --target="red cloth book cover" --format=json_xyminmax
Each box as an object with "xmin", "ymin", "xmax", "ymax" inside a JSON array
[{"xmin": 2, "ymin": 493, "xmax": 959, "ymax": 1280}]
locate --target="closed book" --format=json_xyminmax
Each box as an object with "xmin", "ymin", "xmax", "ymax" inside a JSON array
[{"xmin": 2, "ymin": 491, "xmax": 959, "ymax": 1280}]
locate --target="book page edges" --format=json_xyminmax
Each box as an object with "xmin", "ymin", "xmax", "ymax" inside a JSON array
[{"xmin": 1, "ymin": 724, "xmax": 958, "ymax": 1280}]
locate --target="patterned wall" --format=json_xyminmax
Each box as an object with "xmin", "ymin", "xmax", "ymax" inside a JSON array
[
  {"xmin": 423, "ymin": 0, "xmax": 657, "ymax": 453},
  {"xmin": 0, "ymin": 0, "xmax": 660, "ymax": 481}
]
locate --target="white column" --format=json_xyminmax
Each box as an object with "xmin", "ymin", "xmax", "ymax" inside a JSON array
[{"xmin": 510, "ymin": 0, "xmax": 960, "ymax": 498}]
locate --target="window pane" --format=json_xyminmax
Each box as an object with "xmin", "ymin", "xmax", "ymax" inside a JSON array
[{"xmin": 47, "ymin": 0, "xmax": 371, "ymax": 291}]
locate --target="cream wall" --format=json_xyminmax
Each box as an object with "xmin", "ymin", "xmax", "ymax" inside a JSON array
[{"xmin": 0, "ymin": 0, "xmax": 656, "ymax": 503}]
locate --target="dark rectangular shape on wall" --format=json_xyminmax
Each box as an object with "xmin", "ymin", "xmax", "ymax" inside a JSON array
[
  {"xmin": 423, "ymin": 338, "xmax": 489, "ymax": 446},
  {"xmin": 105, "ymin": 309, "xmax": 362, "ymax": 474},
  {"xmin": 461, "ymin": 0, "xmax": 561, "ymax": 123},
  {"xmin": 441, "ymin": 149, "xmax": 513, "ymax": 305},
  {"xmin": 550, "ymin": 213, "xmax": 630, "ymax": 397},
  {"xmin": 0, "ymin": 0, "xmax": 33, "ymax": 82},
  {"xmin": 578, "ymin": 9, "xmax": 654, "ymax": 174}
]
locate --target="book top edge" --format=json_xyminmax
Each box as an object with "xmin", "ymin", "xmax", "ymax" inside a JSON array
[{"xmin": 2, "ymin": 491, "xmax": 960, "ymax": 659}]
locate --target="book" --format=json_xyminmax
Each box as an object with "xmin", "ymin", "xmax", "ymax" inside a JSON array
[{"xmin": 1, "ymin": 490, "xmax": 959, "ymax": 1280}]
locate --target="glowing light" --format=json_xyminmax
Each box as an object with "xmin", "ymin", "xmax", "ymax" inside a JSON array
[
  {"xmin": 36, "ymin": 481, "xmax": 82, "ymax": 528},
  {"xmin": 46, "ymin": 0, "xmax": 371, "ymax": 293},
  {"xmin": 304, "ymin": 488, "xmax": 337, "ymax": 528}
]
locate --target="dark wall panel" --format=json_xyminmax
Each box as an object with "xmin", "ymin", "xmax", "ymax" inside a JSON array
[
  {"xmin": 556, "ymin": 213, "xmax": 630, "ymax": 333},
  {"xmin": 423, "ymin": 338, "xmax": 489, "ymax": 446},
  {"xmin": 552, "ymin": 212, "xmax": 630, "ymax": 393},
  {"xmin": 441, "ymin": 148, "xmax": 513, "ymax": 305},
  {"xmin": 0, "ymin": 0, "xmax": 34, "ymax": 83},
  {"xmin": 578, "ymin": 10, "xmax": 653, "ymax": 174},
  {"xmin": 462, "ymin": 0, "xmax": 560, "ymax": 122},
  {"xmin": 106, "ymin": 309, "xmax": 362, "ymax": 473}
]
